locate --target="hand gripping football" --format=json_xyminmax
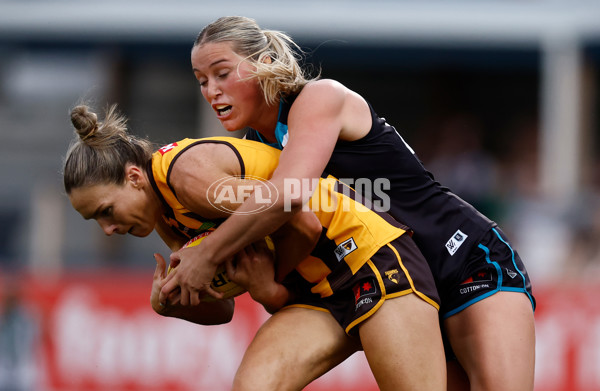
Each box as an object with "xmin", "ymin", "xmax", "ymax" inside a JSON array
[{"xmin": 168, "ymin": 232, "xmax": 275, "ymax": 301}]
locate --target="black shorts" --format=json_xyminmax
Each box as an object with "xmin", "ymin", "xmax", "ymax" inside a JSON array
[
  {"xmin": 283, "ymin": 234, "xmax": 440, "ymax": 336},
  {"xmin": 441, "ymin": 227, "xmax": 536, "ymax": 318}
]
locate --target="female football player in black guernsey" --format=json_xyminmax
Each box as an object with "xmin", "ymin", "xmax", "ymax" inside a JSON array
[{"xmin": 161, "ymin": 15, "xmax": 536, "ymax": 391}]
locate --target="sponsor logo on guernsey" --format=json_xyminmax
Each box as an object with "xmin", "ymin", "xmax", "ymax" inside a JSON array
[
  {"xmin": 445, "ymin": 229, "xmax": 468, "ymax": 256},
  {"xmin": 385, "ymin": 269, "xmax": 400, "ymax": 284},
  {"xmin": 158, "ymin": 142, "xmax": 178, "ymax": 155},
  {"xmin": 334, "ymin": 238, "xmax": 357, "ymax": 261},
  {"xmin": 353, "ymin": 279, "xmax": 377, "ymax": 311}
]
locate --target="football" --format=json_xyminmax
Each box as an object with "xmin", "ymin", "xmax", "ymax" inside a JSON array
[{"xmin": 168, "ymin": 232, "xmax": 275, "ymax": 301}]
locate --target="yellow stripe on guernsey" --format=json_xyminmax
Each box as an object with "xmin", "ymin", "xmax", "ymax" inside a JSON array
[
  {"xmin": 304, "ymin": 176, "xmax": 405, "ymax": 297},
  {"xmin": 151, "ymin": 137, "xmax": 406, "ymax": 298}
]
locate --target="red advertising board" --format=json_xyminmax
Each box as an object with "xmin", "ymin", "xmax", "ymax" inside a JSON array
[
  {"xmin": 2, "ymin": 271, "xmax": 377, "ymax": 391},
  {"xmin": 533, "ymin": 282, "xmax": 600, "ymax": 391},
  {"xmin": 2, "ymin": 271, "xmax": 600, "ymax": 391}
]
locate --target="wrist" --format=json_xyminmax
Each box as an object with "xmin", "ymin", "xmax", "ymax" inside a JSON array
[{"xmin": 197, "ymin": 235, "xmax": 227, "ymax": 268}]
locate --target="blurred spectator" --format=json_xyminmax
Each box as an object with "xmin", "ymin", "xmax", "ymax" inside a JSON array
[
  {"xmin": 0, "ymin": 277, "xmax": 38, "ymax": 391},
  {"xmin": 419, "ymin": 113, "xmax": 502, "ymax": 221},
  {"xmin": 0, "ymin": 210, "xmax": 20, "ymax": 267},
  {"xmin": 564, "ymin": 157, "xmax": 600, "ymax": 278},
  {"xmin": 498, "ymin": 117, "xmax": 572, "ymax": 282}
]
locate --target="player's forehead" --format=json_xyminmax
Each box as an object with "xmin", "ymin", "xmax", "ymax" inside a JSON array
[
  {"xmin": 68, "ymin": 183, "xmax": 120, "ymax": 218},
  {"xmin": 192, "ymin": 42, "xmax": 242, "ymax": 69}
]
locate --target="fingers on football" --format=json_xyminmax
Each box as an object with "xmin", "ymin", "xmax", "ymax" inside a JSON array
[
  {"xmin": 169, "ymin": 250, "xmax": 182, "ymax": 269},
  {"xmin": 204, "ymin": 285, "xmax": 225, "ymax": 301},
  {"xmin": 159, "ymin": 275, "xmax": 178, "ymax": 305}
]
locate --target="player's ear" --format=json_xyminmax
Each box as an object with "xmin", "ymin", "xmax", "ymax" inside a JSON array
[
  {"xmin": 260, "ymin": 54, "xmax": 272, "ymax": 64},
  {"xmin": 125, "ymin": 165, "xmax": 144, "ymax": 188}
]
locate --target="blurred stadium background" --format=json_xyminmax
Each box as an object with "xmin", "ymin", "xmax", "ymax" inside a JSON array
[{"xmin": 0, "ymin": 1, "xmax": 599, "ymax": 390}]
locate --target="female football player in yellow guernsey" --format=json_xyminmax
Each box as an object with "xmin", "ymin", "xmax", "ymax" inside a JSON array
[{"xmin": 63, "ymin": 104, "xmax": 445, "ymax": 391}]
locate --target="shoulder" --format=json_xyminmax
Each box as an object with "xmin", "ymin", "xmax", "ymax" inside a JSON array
[
  {"xmin": 290, "ymin": 79, "xmax": 350, "ymax": 118},
  {"xmin": 295, "ymin": 79, "xmax": 368, "ymax": 110},
  {"xmin": 170, "ymin": 140, "xmax": 241, "ymax": 180},
  {"xmin": 298, "ymin": 79, "xmax": 348, "ymax": 100},
  {"xmin": 166, "ymin": 140, "xmax": 243, "ymax": 218},
  {"xmin": 291, "ymin": 80, "xmax": 371, "ymax": 141}
]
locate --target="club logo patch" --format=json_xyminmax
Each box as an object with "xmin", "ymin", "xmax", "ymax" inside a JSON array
[
  {"xmin": 334, "ymin": 238, "xmax": 357, "ymax": 261},
  {"xmin": 445, "ymin": 229, "xmax": 468, "ymax": 256},
  {"xmin": 385, "ymin": 269, "xmax": 400, "ymax": 284}
]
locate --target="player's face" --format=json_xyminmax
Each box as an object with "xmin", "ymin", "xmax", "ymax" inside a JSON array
[
  {"xmin": 191, "ymin": 41, "xmax": 276, "ymax": 133},
  {"xmin": 69, "ymin": 181, "xmax": 159, "ymax": 238}
]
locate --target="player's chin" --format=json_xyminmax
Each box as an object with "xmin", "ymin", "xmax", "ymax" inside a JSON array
[
  {"xmin": 221, "ymin": 124, "xmax": 239, "ymax": 132},
  {"xmin": 128, "ymin": 225, "xmax": 153, "ymax": 237},
  {"xmin": 219, "ymin": 118, "xmax": 242, "ymax": 132}
]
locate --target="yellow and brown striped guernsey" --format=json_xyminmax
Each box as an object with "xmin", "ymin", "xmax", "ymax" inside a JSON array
[
  {"xmin": 150, "ymin": 136, "xmax": 440, "ymax": 335},
  {"xmin": 149, "ymin": 137, "xmax": 408, "ymax": 297}
]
